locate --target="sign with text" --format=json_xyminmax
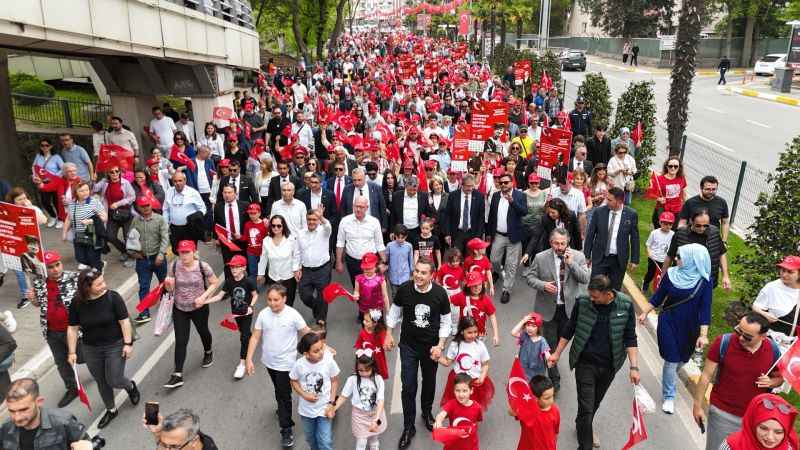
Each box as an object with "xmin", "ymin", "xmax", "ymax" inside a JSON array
[
  {"xmin": 0, "ymin": 202, "xmax": 45, "ymax": 278},
  {"xmin": 458, "ymin": 12, "xmax": 470, "ymax": 36},
  {"xmin": 537, "ymin": 127, "xmax": 573, "ymax": 170},
  {"xmin": 417, "ymin": 14, "xmax": 431, "ymax": 30},
  {"xmin": 788, "ymin": 26, "xmax": 800, "ymax": 69},
  {"xmin": 451, "ymin": 125, "xmax": 471, "ymax": 171},
  {"xmin": 513, "ymin": 60, "xmax": 531, "ymax": 85},
  {"xmin": 469, "ymin": 100, "xmax": 509, "ymax": 141}
]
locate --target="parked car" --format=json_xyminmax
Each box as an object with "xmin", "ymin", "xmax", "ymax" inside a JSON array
[
  {"xmin": 561, "ymin": 50, "xmax": 587, "ymax": 71},
  {"xmin": 753, "ymin": 54, "xmax": 787, "ymax": 76}
]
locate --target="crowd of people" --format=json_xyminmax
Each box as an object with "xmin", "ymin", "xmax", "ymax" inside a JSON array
[{"xmin": 0, "ymin": 29, "xmax": 798, "ymax": 450}]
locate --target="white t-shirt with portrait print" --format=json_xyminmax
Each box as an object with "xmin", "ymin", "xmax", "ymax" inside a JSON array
[
  {"xmin": 289, "ymin": 356, "xmax": 340, "ymax": 418},
  {"xmin": 341, "ymin": 374, "xmax": 385, "ymax": 412}
]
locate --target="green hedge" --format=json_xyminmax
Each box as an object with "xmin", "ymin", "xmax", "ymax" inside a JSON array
[{"xmin": 12, "ymin": 77, "xmax": 56, "ymax": 106}]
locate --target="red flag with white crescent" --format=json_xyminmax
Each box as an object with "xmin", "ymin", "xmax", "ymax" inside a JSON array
[
  {"xmin": 73, "ymin": 365, "xmax": 91, "ymax": 412},
  {"xmin": 214, "ymin": 224, "xmax": 242, "ymax": 252},
  {"xmin": 136, "ymin": 282, "xmax": 164, "ymax": 313},
  {"xmin": 622, "ymin": 397, "xmax": 648, "ymax": 450},
  {"xmin": 507, "ymin": 358, "xmax": 537, "ymax": 426},
  {"xmin": 631, "ymin": 121, "xmax": 644, "ymax": 148},
  {"xmin": 779, "ymin": 339, "xmax": 800, "ymax": 393},
  {"xmin": 540, "ymin": 70, "xmax": 554, "ymax": 91}
]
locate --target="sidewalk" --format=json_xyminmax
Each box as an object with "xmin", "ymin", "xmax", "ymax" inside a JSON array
[
  {"xmin": 585, "ymin": 54, "xmax": 746, "ymax": 77},
  {"xmin": 721, "ymin": 76, "xmax": 800, "ymax": 107}
]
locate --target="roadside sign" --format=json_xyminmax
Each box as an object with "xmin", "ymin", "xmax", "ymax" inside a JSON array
[
  {"xmin": 660, "ymin": 35, "xmax": 676, "ymax": 51},
  {"xmin": 788, "ymin": 25, "xmax": 800, "ymax": 69}
]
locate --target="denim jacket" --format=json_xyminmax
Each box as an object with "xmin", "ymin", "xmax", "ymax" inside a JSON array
[{"xmin": 0, "ymin": 407, "xmax": 89, "ymax": 450}]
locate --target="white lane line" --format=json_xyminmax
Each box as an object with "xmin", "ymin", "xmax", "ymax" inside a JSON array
[
  {"xmin": 746, "ymin": 119, "xmax": 771, "ymax": 128},
  {"xmin": 689, "ymin": 133, "xmax": 735, "ymax": 153},
  {"xmin": 390, "ymin": 350, "xmax": 402, "ymax": 414},
  {"xmin": 86, "ymin": 332, "xmax": 176, "ymax": 436},
  {"xmin": 704, "ymin": 106, "xmax": 725, "ymax": 113}
]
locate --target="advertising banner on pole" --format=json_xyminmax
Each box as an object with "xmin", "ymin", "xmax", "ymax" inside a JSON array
[
  {"xmin": 458, "ymin": 12, "xmax": 470, "ymax": 36},
  {"xmin": 469, "ymin": 100, "xmax": 509, "ymax": 151},
  {"xmin": 788, "ymin": 26, "xmax": 800, "ymax": 69},
  {"xmin": 0, "ymin": 202, "xmax": 45, "ymax": 279},
  {"xmin": 513, "ymin": 60, "xmax": 531, "ymax": 85},
  {"xmin": 537, "ymin": 127, "xmax": 573, "ymax": 179}
]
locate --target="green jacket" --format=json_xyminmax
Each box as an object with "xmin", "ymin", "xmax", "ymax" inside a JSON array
[{"xmin": 568, "ymin": 291, "xmax": 635, "ymax": 372}]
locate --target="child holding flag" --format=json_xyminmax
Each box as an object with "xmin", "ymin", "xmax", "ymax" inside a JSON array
[
  {"xmin": 438, "ymin": 316, "xmax": 494, "ymax": 410},
  {"xmin": 434, "ymin": 373, "xmax": 484, "ymax": 450},
  {"xmin": 510, "ymin": 375, "xmax": 560, "ymax": 450},
  {"xmin": 642, "ymin": 212, "xmax": 675, "ymax": 295}
]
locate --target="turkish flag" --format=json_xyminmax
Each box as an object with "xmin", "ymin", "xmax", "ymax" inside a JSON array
[
  {"xmin": 779, "ymin": 339, "xmax": 800, "ymax": 393},
  {"xmin": 631, "ymin": 121, "xmax": 644, "ymax": 148},
  {"xmin": 432, "ymin": 424, "xmax": 475, "ymax": 445},
  {"xmin": 507, "ymin": 358, "xmax": 537, "ymax": 426},
  {"xmin": 213, "ymin": 106, "xmax": 234, "ymax": 120},
  {"xmin": 622, "ymin": 397, "xmax": 648, "ymax": 450},
  {"xmin": 651, "ymin": 264, "xmax": 663, "ymax": 292},
  {"xmin": 458, "ymin": 11, "xmax": 470, "ymax": 36},
  {"xmin": 169, "ymin": 146, "xmax": 196, "ymax": 171},
  {"xmin": 416, "ymin": 156, "xmax": 429, "ymax": 193},
  {"xmin": 220, "ymin": 313, "xmax": 239, "ymax": 331},
  {"xmin": 33, "ymin": 165, "xmax": 65, "ymax": 193},
  {"xmin": 250, "ymin": 139, "xmax": 266, "ymax": 161},
  {"xmin": 96, "ymin": 144, "xmax": 135, "ymax": 173},
  {"xmin": 540, "ymin": 70, "xmax": 554, "ymax": 91},
  {"xmin": 214, "ymin": 224, "xmax": 242, "ymax": 252},
  {"xmin": 136, "ymin": 282, "xmax": 164, "ymax": 313},
  {"xmin": 322, "ymin": 282, "xmax": 355, "ymax": 304},
  {"xmin": 73, "ymin": 364, "xmax": 91, "ymax": 412}
]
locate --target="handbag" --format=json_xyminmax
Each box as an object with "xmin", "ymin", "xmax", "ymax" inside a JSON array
[
  {"xmin": 71, "ymin": 204, "xmax": 94, "ymax": 246},
  {"xmin": 111, "ymin": 206, "xmax": 132, "ymax": 223},
  {"xmin": 154, "ymin": 292, "xmax": 174, "ymax": 337}
]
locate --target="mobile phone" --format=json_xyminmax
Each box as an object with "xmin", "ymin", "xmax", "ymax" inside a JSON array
[
  {"xmin": 145, "ymin": 401, "xmax": 159, "ymax": 425},
  {"xmin": 697, "ymin": 417, "xmax": 705, "ymax": 434},
  {"xmin": 376, "ymin": 419, "xmax": 382, "ymax": 426}
]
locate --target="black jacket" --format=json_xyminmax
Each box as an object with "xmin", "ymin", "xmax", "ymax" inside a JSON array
[
  {"xmin": 442, "ymin": 189, "xmax": 485, "ymax": 238},
  {"xmin": 586, "ymin": 136, "xmax": 612, "ymax": 167},
  {"xmin": 213, "ymin": 200, "xmax": 248, "ymax": 244},
  {"xmin": 297, "ymin": 188, "xmax": 335, "ymax": 221},
  {"xmin": 266, "ymin": 175, "xmax": 302, "ymax": 213},
  {"xmin": 217, "ymin": 175, "xmax": 259, "ymax": 206},
  {"xmin": 341, "ymin": 183, "xmax": 387, "ymax": 228},
  {"xmin": 569, "ymin": 158, "xmax": 593, "ymax": 176},
  {"xmin": 389, "ymin": 191, "xmax": 433, "ymax": 230},
  {"xmin": 583, "ymin": 205, "xmax": 640, "ymax": 266},
  {"xmin": 487, "ymin": 190, "xmax": 528, "ymax": 244}
]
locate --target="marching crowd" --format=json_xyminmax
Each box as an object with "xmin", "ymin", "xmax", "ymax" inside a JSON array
[{"xmin": 0, "ymin": 29, "xmax": 798, "ymax": 450}]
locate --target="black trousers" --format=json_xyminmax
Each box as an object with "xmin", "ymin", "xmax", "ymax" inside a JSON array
[
  {"xmin": 172, "ymin": 305, "xmax": 212, "ymax": 373},
  {"xmin": 452, "ymin": 229, "xmax": 480, "ymax": 256},
  {"xmin": 39, "ymin": 191, "xmax": 59, "ymax": 220},
  {"xmin": 235, "ymin": 315, "xmax": 252, "ymax": 359},
  {"xmin": 591, "ymin": 254, "xmax": 625, "ymax": 291},
  {"xmin": 200, "ymin": 193, "xmax": 213, "ymax": 231},
  {"xmin": 46, "ymin": 330, "xmax": 83, "ymax": 392},
  {"xmin": 106, "ymin": 216, "xmax": 132, "ymax": 256},
  {"xmin": 299, "ymin": 263, "xmax": 332, "ymax": 323},
  {"xmin": 400, "ymin": 342, "xmax": 438, "ymax": 429},
  {"xmin": 542, "ymin": 305, "xmax": 568, "ymax": 386},
  {"xmin": 629, "ymin": 53, "xmax": 638, "ymax": 66},
  {"xmin": 345, "ymin": 254, "xmax": 363, "ymax": 288},
  {"xmin": 642, "ymin": 257, "xmax": 662, "ymax": 290},
  {"xmin": 267, "ymin": 367, "xmax": 295, "ymax": 430},
  {"xmin": 575, "ymin": 363, "xmax": 616, "ymax": 450},
  {"xmin": 718, "ymin": 68, "xmax": 728, "ymax": 85},
  {"xmin": 169, "ymin": 224, "xmax": 196, "ymax": 254}
]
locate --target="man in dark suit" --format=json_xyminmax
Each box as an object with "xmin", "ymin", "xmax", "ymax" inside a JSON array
[
  {"xmin": 216, "ymin": 159, "xmax": 258, "ymax": 206},
  {"xmin": 487, "ymin": 172, "xmax": 528, "ymax": 304},
  {"xmin": 569, "ymin": 145, "xmax": 593, "ymax": 175},
  {"xmin": 389, "ymin": 176, "xmax": 432, "ymax": 245},
  {"xmin": 443, "ymin": 174, "xmax": 484, "ymax": 254},
  {"xmin": 341, "ymin": 168, "xmax": 386, "ymax": 230},
  {"xmin": 213, "ymin": 184, "xmax": 248, "ymax": 278},
  {"xmin": 586, "ymin": 125, "xmax": 612, "ymax": 167},
  {"xmin": 297, "ymin": 173, "xmax": 334, "ymax": 221},
  {"xmin": 583, "ymin": 186, "xmax": 640, "ymax": 290},
  {"xmin": 266, "ymin": 159, "xmax": 302, "ymax": 214}
]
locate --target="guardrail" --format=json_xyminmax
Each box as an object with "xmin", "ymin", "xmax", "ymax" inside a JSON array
[{"xmin": 11, "ymin": 93, "xmax": 112, "ymax": 129}]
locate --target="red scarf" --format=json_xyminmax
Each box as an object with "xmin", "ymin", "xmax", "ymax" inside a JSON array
[{"xmin": 726, "ymin": 394, "xmax": 798, "ymax": 450}]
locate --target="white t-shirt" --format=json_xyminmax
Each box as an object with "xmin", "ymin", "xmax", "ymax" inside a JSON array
[
  {"xmin": 446, "ymin": 340, "xmax": 490, "ymax": 380},
  {"xmin": 754, "ymin": 279, "xmax": 800, "ymax": 318},
  {"xmin": 149, "ymin": 116, "xmax": 177, "ymax": 147},
  {"xmin": 341, "ymin": 374, "xmax": 385, "ymax": 412},
  {"xmin": 254, "ymin": 306, "xmax": 307, "ymax": 371},
  {"xmin": 645, "ymin": 228, "xmax": 674, "ymax": 263},
  {"xmin": 289, "ymin": 356, "xmax": 340, "ymax": 418}
]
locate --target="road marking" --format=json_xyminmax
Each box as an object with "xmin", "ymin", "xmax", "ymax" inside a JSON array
[
  {"xmin": 689, "ymin": 133, "xmax": 735, "ymax": 153},
  {"xmin": 390, "ymin": 350, "xmax": 402, "ymax": 414},
  {"xmin": 704, "ymin": 106, "xmax": 725, "ymax": 113},
  {"xmin": 746, "ymin": 119, "xmax": 771, "ymax": 128}
]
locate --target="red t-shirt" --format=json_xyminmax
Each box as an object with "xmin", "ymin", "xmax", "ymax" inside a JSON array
[
  {"xmin": 707, "ymin": 334, "xmax": 778, "ymax": 417},
  {"xmin": 354, "ymin": 328, "xmax": 389, "ymax": 379},
  {"xmin": 655, "ymin": 175, "xmax": 686, "ymax": 213},
  {"xmin": 105, "ymin": 180, "xmax": 124, "ymax": 205},
  {"xmin": 242, "ymin": 220, "xmax": 268, "ymax": 256},
  {"xmin": 517, "ymin": 403, "xmax": 560, "ymax": 450},
  {"xmin": 437, "ymin": 264, "xmax": 466, "ymax": 292},
  {"xmin": 450, "ymin": 293, "xmax": 496, "ymax": 336},
  {"xmin": 442, "ymin": 399, "xmax": 483, "ymax": 450},
  {"xmin": 46, "ymin": 279, "xmax": 69, "ymax": 332},
  {"xmin": 464, "ymin": 256, "xmax": 492, "ymax": 277}
]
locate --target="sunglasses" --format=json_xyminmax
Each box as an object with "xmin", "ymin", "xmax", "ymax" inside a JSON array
[
  {"xmin": 108, "ymin": 170, "xmax": 120, "ymax": 174},
  {"xmin": 174, "ymin": 137, "xmax": 184, "ymax": 141},
  {"xmin": 734, "ymin": 325, "xmax": 755, "ymax": 342},
  {"xmin": 617, "ymin": 151, "xmax": 627, "ymax": 154},
  {"xmin": 693, "ymin": 224, "xmax": 710, "ymax": 229},
  {"xmin": 667, "ymin": 164, "xmax": 680, "ymax": 168},
  {"xmin": 40, "ymin": 143, "xmax": 51, "ymax": 148},
  {"xmin": 500, "ymin": 180, "xmax": 512, "ymax": 185},
  {"xmin": 761, "ymin": 397, "xmax": 793, "ymax": 414},
  {"xmin": 270, "ymin": 223, "xmax": 283, "ymax": 228},
  {"xmin": 334, "ymin": 167, "xmax": 345, "ymax": 172}
]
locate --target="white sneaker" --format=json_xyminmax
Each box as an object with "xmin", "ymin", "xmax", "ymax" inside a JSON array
[
  {"xmin": 233, "ymin": 363, "xmax": 246, "ymax": 380},
  {"xmin": 54, "ymin": 221, "xmax": 64, "ymax": 229},
  {"xmin": 662, "ymin": 399, "xmax": 675, "ymax": 414},
  {"xmin": 77, "ymin": 264, "xmax": 89, "ymax": 271},
  {"xmin": 2, "ymin": 311, "xmax": 17, "ymax": 333},
  {"xmin": 46, "ymin": 217, "xmax": 56, "ymax": 228}
]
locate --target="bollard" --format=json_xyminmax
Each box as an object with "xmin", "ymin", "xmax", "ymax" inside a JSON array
[{"xmin": 61, "ymin": 99, "xmax": 73, "ymax": 128}]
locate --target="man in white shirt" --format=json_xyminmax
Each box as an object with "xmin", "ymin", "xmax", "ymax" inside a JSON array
[
  {"xmin": 297, "ymin": 209, "xmax": 332, "ymax": 326},
  {"xmin": 336, "ymin": 197, "xmax": 386, "ymax": 286},
  {"xmin": 291, "ymin": 112, "xmax": 315, "ymax": 153},
  {"xmin": 270, "ymin": 182, "xmax": 307, "ymax": 236},
  {"xmin": 107, "ymin": 116, "xmax": 140, "ymax": 158},
  {"xmin": 163, "ymin": 172, "xmax": 206, "ymax": 252},
  {"xmin": 291, "ymin": 81, "xmax": 308, "ymax": 110},
  {"xmin": 176, "ymin": 114, "xmax": 196, "ymax": 144},
  {"xmin": 149, "ymin": 106, "xmax": 177, "ymax": 152},
  {"xmin": 550, "ymin": 175, "xmax": 588, "ymax": 236}
]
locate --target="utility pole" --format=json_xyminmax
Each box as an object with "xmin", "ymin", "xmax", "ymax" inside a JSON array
[{"xmin": 539, "ymin": 0, "xmax": 551, "ymax": 51}]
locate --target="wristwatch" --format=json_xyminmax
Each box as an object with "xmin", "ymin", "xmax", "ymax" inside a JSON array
[
  {"xmin": 124, "ymin": 342, "xmax": 133, "ymax": 346},
  {"xmin": 629, "ymin": 366, "xmax": 639, "ymax": 371}
]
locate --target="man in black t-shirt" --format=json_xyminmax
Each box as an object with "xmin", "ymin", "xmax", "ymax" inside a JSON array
[
  {"xmin": 265, "ymin": 107, "xmax": 291, "ymax": 152},
  {"xmin": 678, "ymin": 175, "xmax": 730, "ymax": 242},
  {"xmin": 386, "ymin": 261, "xmax": 451, "ymax": 449}
]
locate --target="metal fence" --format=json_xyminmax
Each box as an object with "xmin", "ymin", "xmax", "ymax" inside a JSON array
[
  {"xmin": 564, "ymin": 78, "xmax": 771, "ymax": 234},
  {"xmin": 12, "ymin": 93, "xmax": 112, "ymax": 129}
]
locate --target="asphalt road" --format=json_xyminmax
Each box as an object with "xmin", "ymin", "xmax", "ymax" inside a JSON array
[
  {"xmin": 562, "ymin": 57, "xmax": 800, "ymax": 172},
  {"xmin": 6, "ymin": 243, "xmax": 705, "ymax": 450}
]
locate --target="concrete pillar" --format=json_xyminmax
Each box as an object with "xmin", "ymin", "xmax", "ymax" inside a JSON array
[
  {"xmin": 191, "ymin": 93, "xmax": 235, "ymax": 134},
  {"xmin": 109, "ymin": 94, "xmax": 159, "ymax": 158}
]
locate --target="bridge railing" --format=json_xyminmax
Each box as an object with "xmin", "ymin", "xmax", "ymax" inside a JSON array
[{"xmin": 11, "ymin": 94, "xmax": 112, "ymax": 129}]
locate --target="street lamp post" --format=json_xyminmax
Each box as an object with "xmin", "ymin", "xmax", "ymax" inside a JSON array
[{"xmin": 539, "ymin": 0, "xmax": 551, "ymax": 52}]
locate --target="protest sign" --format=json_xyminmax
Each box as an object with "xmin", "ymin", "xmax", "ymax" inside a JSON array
[
  {"xmin": 0, "ymin": 202, "xmax": 45, "ymax": 278},
  {"xmin": 537, "ymin": 127, "xmax": 573, "ymax": 179}
]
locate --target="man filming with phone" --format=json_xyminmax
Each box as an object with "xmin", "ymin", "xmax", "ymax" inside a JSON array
[{"xmin": 143, "ymin": 408, "xmax": 217, "ymax": 449}]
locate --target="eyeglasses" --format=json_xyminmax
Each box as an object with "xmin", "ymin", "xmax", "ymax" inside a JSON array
[
  {"xmin": 108, "ymin": 170, "xmax": 120, "ymax": 174},
  {"xmin": 500, "ymin": 180, "xmax": 512, "ymax": 185},
  {"xmin": 334, "ymin": 167, "xmax": 345, "ymax": 172},
  {"xmin": 667, "ymin": 164, "xmax": 680, "ymax": 168},
  {"xmin": 734, "ymin": 325, "xmax": 755, "ymax": 342},
  {"xmin": 157, "ymin": 435, "xmax": 198, "ymax": 450},
  {"xmin": 270, "ymin": 223, "xmax": 283, "ymax": 229},
  {"xmin": 761, "ymin": 397, "xmax": 793, "ymax": 414}
]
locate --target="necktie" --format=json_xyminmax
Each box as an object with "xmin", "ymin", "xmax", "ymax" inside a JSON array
[
  {"xmin": 558, "ymin": 255, "xmax": 566, "ymax": 303},
  {"xmin": 461, "ymin": 194, "xmax": 470, "ymax": 230},
  {"xmin": 335, "ymin": 178, "xmax": 342, "ymax": 208},
  {"xmin": 228, "ymin": 203, "xmax": 237, "ymax": 237},
  {"xmin": 605, "ymin": 210, "xmax": 617, "ymax": 256}
]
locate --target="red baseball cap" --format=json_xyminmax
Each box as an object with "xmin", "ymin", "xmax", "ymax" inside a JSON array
[
  {"xmin": 424, "ymin": 159, "xmax": 438, "ymax": 169},
  {"xmin": 246, "ymin": 203, "xmax": 261, "ymax": 214},
  {"xmin": 146, "ymin": 158, "xmax": 158, "ymax": 166},
  {"xmin": 777, "ymin": 255, "xmax": 800, "ymax": 271},
  {"xmin": 176, "ymin": 240, "xmax": 196, "ymax": 253},
  {"xmin": 218, "ymin": 159, "xmax": 231, "ymax": 168},
  {"xmin": 525, "ymin": 312, "xmax": 544, "ymax": 328},
  {"xmin": 528, "ymin": 173, "xmax": 541, "ymax": 184},
  {"xmin": 361, "ymin": 252, "xmax": 379, "ymax": 269},
  {"xmin": 466, "ymin": 238, "xmax": 489, "ymax": 251},
  {"xmin": 227, "ymin": 255, "xmax": 247, "ymax": 267},
  {"xmin": 465, "ymin": 271, "xmax": 484, "ymax": 287},
  {"xmin": 658, "ymin": 211, "xmax": 675, "ymax": 223},
  {"xmin": 135, "ymin": 197, "xmax": 152, "ymax": 207},
  {"xmin": 43, "ymin": 250, "xmax": 61, "ymax": 265}
]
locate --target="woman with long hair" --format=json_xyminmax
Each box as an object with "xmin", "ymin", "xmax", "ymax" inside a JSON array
[
  {"xmin": 522, "ymin": 198, "xmax": 581, "ymax": 261},
  {"xmin": 31, "ymin": 137, "xmax": 65, "ymax": 228},
  {"xmin": 67, "ymin": 268, "xmax": 139, "ymax": 428},
  {"xmin": 62, "ymin": 181, "xmax": 106, "ymax": 271},
  {"xmin": 519, "ymin": 173, "xmax": 548, "ymax": 265},
  {"xmin": 197, "ymin": 122, "xmax": 225, "ymax": 165},
  {"xmin": 92, "ymin": 165, "xmax": 136, "ymax": 267},
  {"xmin": 256, "ymin": 215, "xmax": 300, "ymax": 306},
  {"xmin": 254, "ymin": 154, "xmax": 277, "ymax": 215},
  {"xmin": 132, "ymin": 168, "xmax": 165, "ymax": 213},
  {"xmin": 651, "ymin": 157, "xmax": 688, "ymax": 229}
]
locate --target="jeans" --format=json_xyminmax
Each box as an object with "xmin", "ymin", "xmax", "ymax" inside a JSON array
[
  {"xmin": 300, "ymin": 415, "xmax": 333, "ymax": 450},
  {"xmin": 490, "ymin": 234, "xmax": 522, "ymax": 293},
  {"xmin": 82, "ymin": 340, "xmax": 133, "ymax": 410},
  {"xmin": 135, "ymin": 255, "xmax": 167, "ymax": 315},
  {"xmin": 74, "ymin": 242, "xmax": 102, "ymax": 270},
  {"xmin": 267, "ymin": 368, "xmax": 295, "ymax": 430},
  {"xmin": 299, "ymin": 263, "xmax": 331, "ymax": 323},
  {"xmin": 13, "ymin": 270, "xmax": 27, "ymax": 297},
  {"xmin": 172, "ymin": 305, "xmax": 212, "ymax": 373},
  {"xmin": 575, "ymin": 363, "xmax": 616, "ymax": 450},
  {"xmin": 106, "ymin": 216, "xmax": 132, "ymax": 256},
  {"xmin": 662, "ymin": 361, "xmax": 683, "ymax": 401},
  {"xmin": 46, "ymin": 330, "xmax": 81, "ymax": 392},
  {"xmin": 246, "ymin": 254, "xmax": 259, "ymax": 284},
  {"xmin": 400, "ymin": 342, "xmax": 438, "ymax": 428},
  {"xmin": 718, "ymin": 68, "xmax": 727, "ymax": 85}
]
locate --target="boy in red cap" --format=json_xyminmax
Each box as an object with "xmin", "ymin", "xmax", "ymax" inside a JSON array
[
  {"xmin": 241, "ymin": 203, "xmax": 267, "ymax": 283},
  {"xmin": 464, "ymin": 238, "xmax": 494, "ymax": 296},
  {"xmin": 196, "ymin": 255, "xmax": 256, "ymax": 380},
  {"xmin": 642, "ymin": 211, "xmax": 675, "ymax": 295},
  {"xmin": 449, "ymin": 271, "xmax": 499, "ymax": 346}
]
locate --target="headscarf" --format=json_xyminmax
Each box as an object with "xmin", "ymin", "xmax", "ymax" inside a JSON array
[
  {"xmin": 667, "ymin": 243, "xmax": 711, "ymax": 289},
  {"xmin": 726, "ymin": 393, "xmax": 798, "ymax": 450}
]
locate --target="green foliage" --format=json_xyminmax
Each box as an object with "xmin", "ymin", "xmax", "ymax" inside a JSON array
[
  {"xmin": 490, "ymin": 44, "xmax": 521, "ymax": 77},
  {"xmin": 612, "ymin": 81, "xmax": 656, "ymax": 186},
  {"xmin": 12, "ymin": 78, "xmax": 56, "ymax": 105},
  {"xmin": 577, "ymin": 0, "xmax": 674, "ymax": 37},
  {"xmin": 577, "ymin": 73, "xmax": 612, "ymax": 129},
  {"xmin": 9, "ymin": 72, "xmax": 39, "ymax": 91},
  {"xmin": 735, "ymin": 136, "xmax": 800, "ymax": 303}
]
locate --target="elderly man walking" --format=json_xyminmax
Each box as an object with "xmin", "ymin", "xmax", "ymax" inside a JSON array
[{"xmin": 336, "ymin": 197, "xmax": 386, "ymax": 286}]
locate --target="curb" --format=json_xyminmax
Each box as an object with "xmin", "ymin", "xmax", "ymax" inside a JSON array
[
  {"xmin": 587, "ymin": 57, "xmax": 745, "ymax": 77},
  {"xmin": 723, "ymin": 85, "xmax": 800, "ymax": 107}
]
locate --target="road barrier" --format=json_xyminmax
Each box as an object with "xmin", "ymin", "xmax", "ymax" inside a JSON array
[{"xmin": 12, "ymin": 93, "xmax": 112, "ymax": 129}]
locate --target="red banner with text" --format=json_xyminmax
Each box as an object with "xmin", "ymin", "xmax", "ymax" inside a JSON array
[{"xmin": 0, "ymin": 202, "xmax": 45, "ymax": 278}]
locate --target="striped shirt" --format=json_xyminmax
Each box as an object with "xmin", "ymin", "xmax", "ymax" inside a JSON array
[{"xmin": 67, "ymin": 198, "xmax": 104, "ymax": 233}]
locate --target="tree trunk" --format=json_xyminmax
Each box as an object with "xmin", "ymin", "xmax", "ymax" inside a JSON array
[
  {"xmin": 724, "ymin": 1, "xmax": 733, "ymax": 60},
  {"xmin": 316, "ymin": 0, "xmax": 328, "ymax": 62},
  {"xmin": 328, "ymin": 0, "xmax": 348, "ymax": 55},
  {"xmin": 291, "ymin": 0, "xmax": 311, "ymax": 65},
  {"xmin": 666, "ymin": 0, "xmax": 706, "ymax": 154},
  {"xmin": 516, "ymin": 18, "xmax": 522, "ymax": 49},
  {"xmin": 0, "ymin": 50, "xmax": 26, "ymax": 188},
  {"xmin": 490, "ymin": 7, "xmax": 496, "ymax": 58},
  {"xmin": 741, "ymin": 15, "xmax": 755, "ymax": 67},
  {"xmin": 499, "ymin": 11, "xmax": 507, "ymax": 49}
]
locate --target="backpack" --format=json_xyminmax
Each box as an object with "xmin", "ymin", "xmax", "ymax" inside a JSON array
[
  {"xmin": 171, "ymin": 259, "xmax": 208, "ymax": 291},
  {"xmin": 713, "ymin": 333, "xmax": 781, "ymax": 384}
]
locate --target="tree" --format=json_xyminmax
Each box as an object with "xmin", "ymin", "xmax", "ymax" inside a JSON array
[
  {"xmin": 666, "ymin": 0, "xmax": 706, "ymax": 154},
  {"xmin": 612, "ymin": 81, "xmax": 657, "ymax": 185},
  {"xmin": 252, "ymin": 0, "xmax": 346, "ymax": 62},
  {"xmin": 577, "ymin": 73, "xmax": 613, "ymax": 129},
  {"xmin": 735, "ymin": 136, "xmax": 800, "ymax": 303},
  {"xmin": 577, "ymin": 0, "xmax": 674, "ymax": 37}
]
